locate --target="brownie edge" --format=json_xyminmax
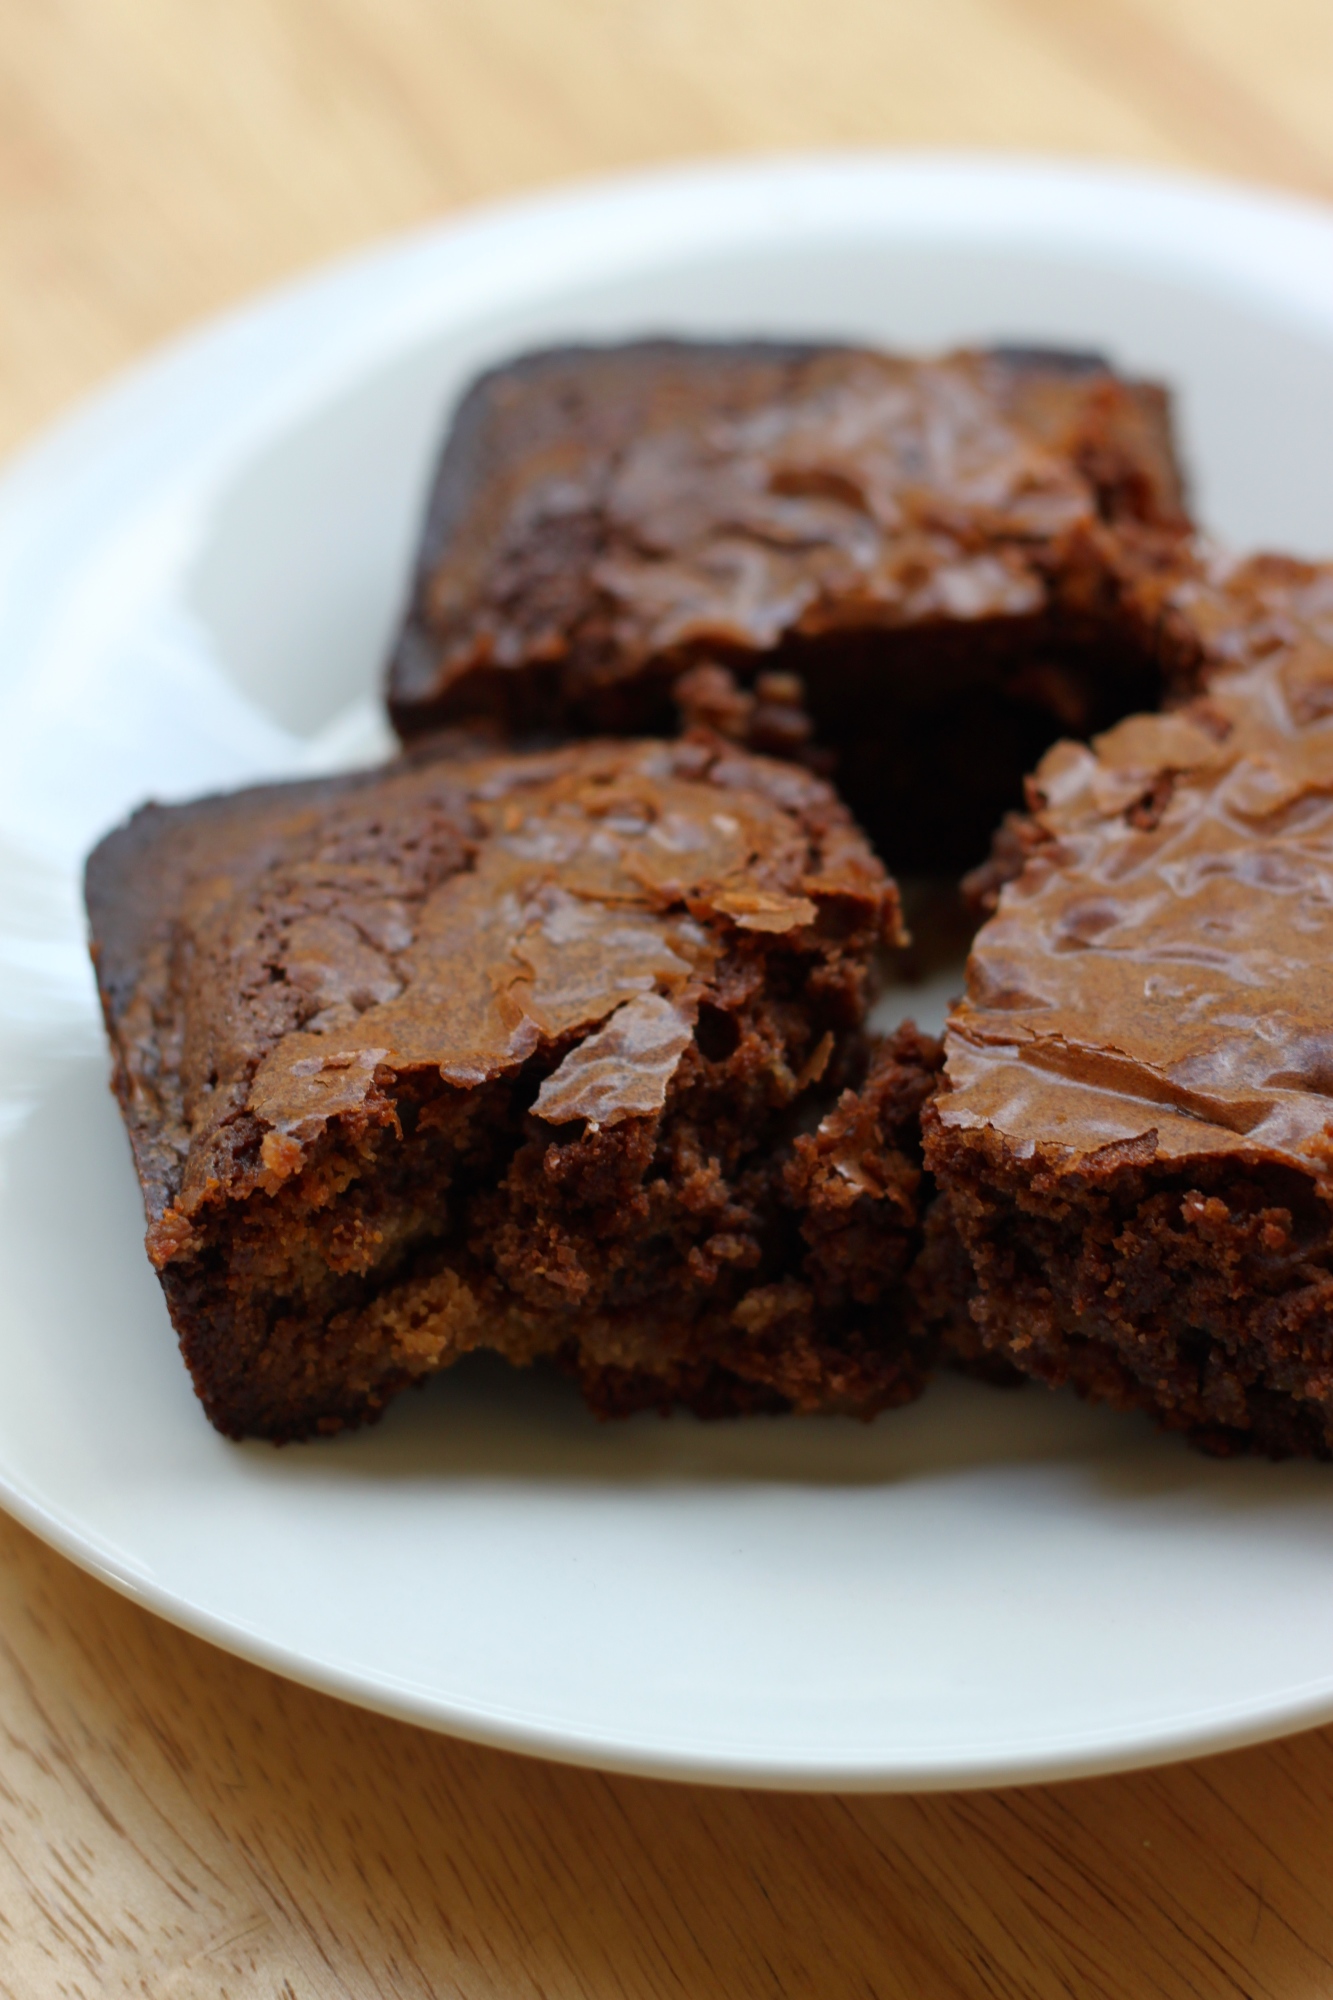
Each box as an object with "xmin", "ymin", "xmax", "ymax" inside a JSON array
[
  {"xmin": 926, "ymin": 554, "xmax": 1333, "ymax": 1456},
  {"xmin": 86, "ymin": 733, "xmax": 939, "ymax": 1440},
  {"xmin": 387, "ymin": 338, "xmax": 1193, "ymax": 871}
]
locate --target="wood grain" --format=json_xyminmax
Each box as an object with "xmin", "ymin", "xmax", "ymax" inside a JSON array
[
  {"xmin": 4, "ymin": 1, "xmax": 1333, "ymax": 1993},
  {"xmin": 6, "ymin": 0, "xmax": 1333, "ymax": 462},
  {"xmin": 4, "ymin": 1503, "xmax": 1333, "ymax": 1998}
]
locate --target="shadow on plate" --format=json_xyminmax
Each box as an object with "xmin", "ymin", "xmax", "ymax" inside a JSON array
[{"xmin": 238, "ymin": 1352, "xmax": 1333, "ymax": 1526}]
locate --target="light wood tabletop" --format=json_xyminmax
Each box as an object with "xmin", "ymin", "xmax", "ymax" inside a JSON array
[{"xmin": 5, "ymin": 2, "xmax": 1333, "ymax": 1993}]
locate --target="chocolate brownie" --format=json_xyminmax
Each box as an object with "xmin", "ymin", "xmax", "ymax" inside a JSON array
[
  {"xmin": 387, "ymin": 341, "xmax": 1191, "ymax": 871},
  {"xmin": 86, "ymin": 732, "xmax": 940, "ymax": 1440},
  {"xmin": 783, "ymin": 1020, "xmax": 944, "ymax": 1328},
  {"xmin": 923, "ymin": 550, "xmax": 1333, "ymax": 1455}
]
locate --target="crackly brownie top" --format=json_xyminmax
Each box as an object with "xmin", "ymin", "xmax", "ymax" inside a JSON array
[
  {"xmin": 389, "ymin": 339, "xmax": 1188, "ymax": 728},
  {"xmin": 937, "ymin": 551, "xmax": 1333, "ymax": 1173},
  {"xmin": 86, "ymin": 734, "xmax": 895, "ymax": 1253}
]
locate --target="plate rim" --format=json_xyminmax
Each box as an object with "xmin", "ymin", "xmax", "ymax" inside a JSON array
[
  {"xmin": 7, "ymin": 148, "xmax": 1333, "ymax": 1791},
  {"xmin": 5, "ymin": 1457, "xmax": 1333, "ymax": 1794}
]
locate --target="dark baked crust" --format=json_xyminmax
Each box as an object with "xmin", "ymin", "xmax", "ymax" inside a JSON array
[
  {"xmin": 926, "ymin": 552, "xmax": 1333, "ymax": 1454},
  {"xmin": 387, "ymin": 340, "xmax": 1191, "ymax": 870},
  {"xmin": 87, "ymin": 732, "xmax": 933, "ymax": 1439}
]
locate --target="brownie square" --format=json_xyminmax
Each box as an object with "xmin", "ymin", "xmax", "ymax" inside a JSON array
[
  {"xmin": 925, "ymin": 556, "xmax": 1333, "ymax": 1455},
  {"xmin": 86, "ymin": 732, "xmax": 939, "ymax": 1440},
  {"xmin": 387, "ymin": 339, "xmax": 1191, "ymax": 871}
]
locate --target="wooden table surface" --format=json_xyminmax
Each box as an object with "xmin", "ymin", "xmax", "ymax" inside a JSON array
[{"xmin": 5, "ymin": 2, "xmax": 1333, "ymax": 1993}]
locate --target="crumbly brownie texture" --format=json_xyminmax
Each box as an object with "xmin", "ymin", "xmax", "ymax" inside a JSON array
[
  {"xmin": 388, "ymin": 340, "xmax": 1190, "ymax": 870},
  {"xmin": 925, "ymin": 551, "xmax": 1333, "ymax": 1454},
  {"xmin": 580, "ymin": 1021, "xmax": 945, "ymax": 1420},
  {"xmin": 780, "ymin": 1021, "xmax": 945, "ymax": 1386},
  {"xmin": 86, "ymin": 733, "xmax": 927, "ymax": 1441}
]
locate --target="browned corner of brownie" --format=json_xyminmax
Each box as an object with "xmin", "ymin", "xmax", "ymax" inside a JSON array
[
  {"xmin": 924, "ymin": 590, "xmax": 1333, "ymax": 1456},
  {"xmin": 85, "ymin": 731, "xmax": 915, "ymax": 1441},
  {"xmin": 386, "ymin": 337, "xmax": 1194, "ymax": 875}
]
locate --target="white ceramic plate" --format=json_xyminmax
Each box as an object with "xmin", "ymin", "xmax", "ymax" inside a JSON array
[{"xmin": 6, "ymin": 154, "xmax": 1333, "ymax": 1792}]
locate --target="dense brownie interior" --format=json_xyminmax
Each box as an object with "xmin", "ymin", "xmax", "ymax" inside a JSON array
[{"xmin": 927, "ymin": 1132, "xmax": 1333, "ymax": 1457}]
